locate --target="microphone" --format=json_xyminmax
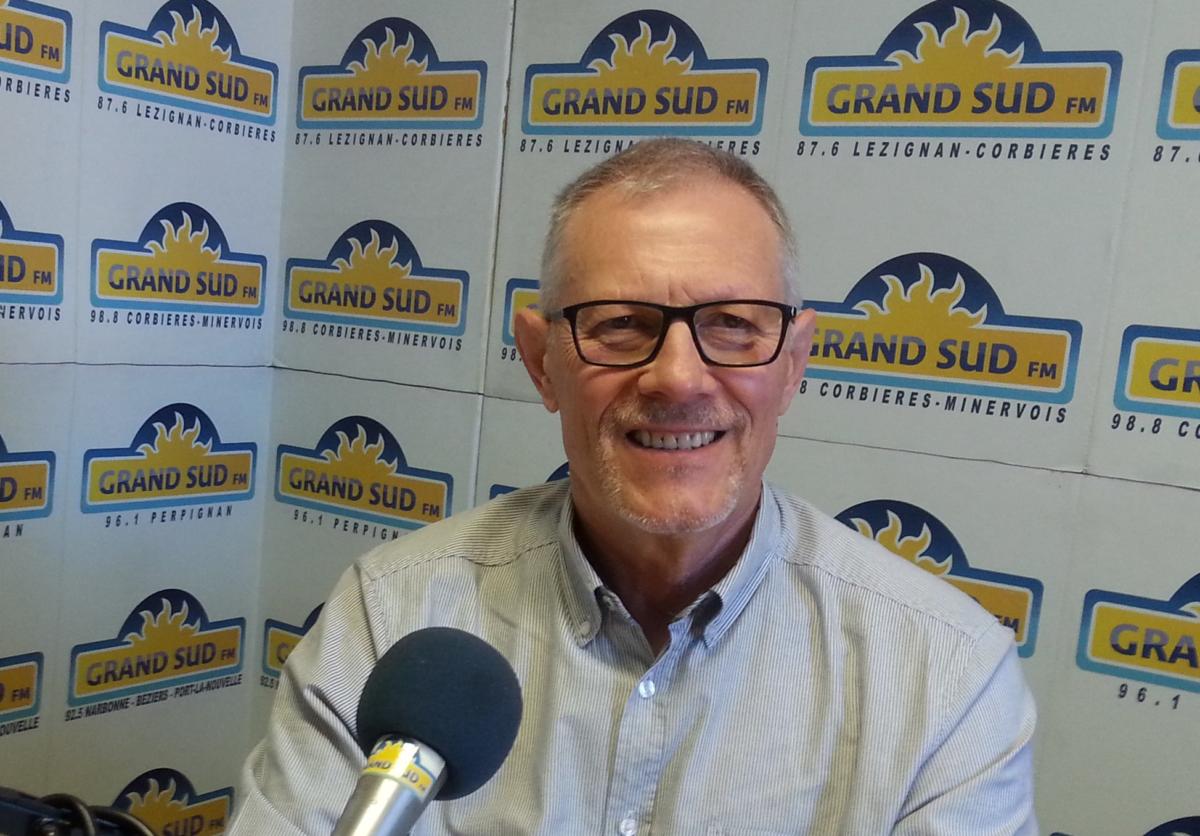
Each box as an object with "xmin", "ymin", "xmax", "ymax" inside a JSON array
[{"xmin": 332, "ymin": 627, "xmax": 523, "ymax": 835}]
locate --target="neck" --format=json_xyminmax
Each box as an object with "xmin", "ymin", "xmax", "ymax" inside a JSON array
[{"xmin": 572, "ymin": 495, "xmax": 759, "ymax": 653}]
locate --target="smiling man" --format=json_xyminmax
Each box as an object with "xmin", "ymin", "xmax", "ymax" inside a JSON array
[{"xmin": 234, "ymin": 139, "xmax": 1036, "ymax": 834}]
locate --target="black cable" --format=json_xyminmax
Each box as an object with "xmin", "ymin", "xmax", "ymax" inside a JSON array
[
  {"xmin": 38, "ymin": 793, "xmax": 98, "ymax": 836},
  {"xmin": 90, "ymin": 805, "xmax": 156, "ymax": 836}
]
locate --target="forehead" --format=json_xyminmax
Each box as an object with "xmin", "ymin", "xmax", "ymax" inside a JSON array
[{"xmin": 560, "ymin": 176, "xmax": 786, "ymax": 303}]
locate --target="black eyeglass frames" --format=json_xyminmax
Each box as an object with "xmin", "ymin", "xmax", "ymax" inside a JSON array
[{"xmin": 548, "ymin": 299, "xmax": 798, "ymax": 368}]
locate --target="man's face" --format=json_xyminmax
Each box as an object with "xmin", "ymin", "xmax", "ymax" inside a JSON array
[{"xmin": 517, "ymin": 176, "xmax": 815, "ymax": 537}]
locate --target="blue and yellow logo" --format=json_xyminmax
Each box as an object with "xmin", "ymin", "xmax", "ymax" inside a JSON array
[
  {"xmin": 261, "ymin": 604, "xmax": 321, "ymax": 680},
  {"xmin": 115, "ymin": 768, "xmax": 233, "ymax": 835},
  {"xmin": 284, "ymin": 220, "xmax": 467, "ymax": 335},
  {"xmin": 91, "ymin": 202, "xmax": 266, "ymax": 316},
  {"xmin": 1158, "ymin": 50, "xmax": 1200, "ymax": 140},
  {"xmin": 0, "ymin": 0, "xmax": 69, "ymax": 82},
  {"xmin": 81, "ymin": 403, "xmax": 256, "ymax": 514},
  {"xmin": 806, "ymin": 252, "xmax": 1081, "ymax": 402},
  {"xmin": 0, "ymin": 431, "xmax": 53, "ymax": 522},
  {"xmin": 0, "ymin": 200, "xmax": 63, "ymax": 306},
  {"xmin": 501, "ymin": 278, "xmax": 539, "ymax": 347},
  {"xmin": 524, "ymin": 10, "xmax": 766, "ymax": 135},
  {"xmin": 1077, "ymin": 574, "xmax": 1200, "ymax": 693},
  {"xmin": 99, "ymin": 0, "xmax": 276, "ymax": 123},
  {"xmin": 297, "ymin": 18, "xmax": 484, "ymax": 130},
  {"xmin": 69, "ymin": 589, "xmax": 244, "ymax": 706},
  {"xmin": 1114, "ymin": 325, "xmax": 1200, "ymax": 420},
  {"xmin": 838, "ymin": 499, "xmax": 1043, "ymax": 656},
  {"xmin": 489, "ymin": 462, "xmax": 569, "ymax": 501},
  {"xmin": 276, "ymin": 416, "xmax": 452, "ymax": 530},
  {"xmin": 0, "ymin": 651, "xmax": 42, "ymax": 723},
  {"xmin": 801, "ymin": 0, "xmax": 1120, "ymax": 137}
]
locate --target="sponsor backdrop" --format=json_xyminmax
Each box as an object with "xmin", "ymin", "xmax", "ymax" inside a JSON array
[{"xmin": 0, "ymin": 0, "xmax": 1196, "ymax": 833}]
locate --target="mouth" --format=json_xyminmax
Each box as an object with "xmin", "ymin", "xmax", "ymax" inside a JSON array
[{"xmin": 629, "ymin": 430, "xmax": 724, "ymax": 451}]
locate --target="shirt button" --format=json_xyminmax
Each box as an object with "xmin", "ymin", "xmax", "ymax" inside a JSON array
[
  {"xmin": 618, "ymin": 816, "xmax": 637, "ymax": 836},
  {"xmin": 579, "ymin": 619, "xmax": 591, "ymax": 634},
  {"xmin": 637, "ymin": 679, "xmax": 656, "ymax": 699}
]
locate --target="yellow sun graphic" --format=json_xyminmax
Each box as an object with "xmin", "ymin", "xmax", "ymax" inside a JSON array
[
  {"xmin": 125, "ymin": 778, "xmax": 187, "ymax": 830},
  {"xmin": 333, "ymin": 229, "xmax": 413, "ymax": 284},
  {"xmin": 589, "ymin": 20, "xmax": 694, "ymax": 82},
  {"xmin": 155, "ymin": 6, "xmax": 232, "ymax": 66},
  {"xmin": 124, "ymin": 598, "xmax": 199, "ymax": 653},
  {"xmin": 348, "ymin": 27, "xmax": 428, "ymax": 85},
  {"xmin": 887, "ymin": 8, "xmax": 1023, "ymax": 78},
  {"xmin": 853, "ymin": 263, "xmax": 986, "ymax": 336},
  {"xmin": 853, "ymin": 510, "xmax": 950, "ymax": 576},
  {"xmin": 147, "ymin": 211, "xmax": 224, "ymax": 273},
  {"xmin": 137, "ymin": 413, "xmax": 213, "ymax": 463},
  {"xmin": 324, "ymin": 425, "xmax": 399, "ymax": 484}
]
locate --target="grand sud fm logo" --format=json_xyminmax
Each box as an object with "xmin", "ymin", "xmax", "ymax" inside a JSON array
[
  {"xmin": 0, "ymin": 0, "xmax": 69, "ymax": 82},
  {"xmin": 0, "ymin": 200, "xmax": 63, "ymax": 307},
  {"xmin": 838, "ymin": 499, "xmax": 1043, "ymax": 656},
  {"xmin": 489, "ymin": 462, "xmax": 569, "ymax": 501},
  {"xmin": 500, "ymin": 278, "xmax": 539, "ymax": 349},
  {"xmin": 91, "ymin": 202, "xmax": 266, "ymax": 316},
  {"xmin": 1115, "ymin": 325, "xmax": 1200, "ymax": 420},
  {"xmin": 1077, "ymin": 574, "xmax": 1200, "ymax": 693},
  {"xmin": 801, "ymin": 0, "xmax": 1120, "ymax": 137},
  {"xmin": 0, "ymin": 431, "xmax": 53, "ymax": 521},
  {"xmin": 0, "ymin": 651, "xmax": 42, "ymax": 726},
  {"xmin": 805, "ymin": 252, "xmax": 1081, "ymax": 403},
  {"xmin": 114, "ymin": 768, "xmax": 233, "ymax": 835},
  {"xmin": 81, "ymin": 403, "xmax": 255, "ymax": 514},
  {"xmin": 297, "ymin": 17, "xmax": 485, "ymax": 131},
  {"xmin": 275, "ymin": 416, "xmax": 452, "ymax": 530},
  {"xmin": 524, "ymin": 10, "xmax": 766, "ymax": 135},
  {"xmin": 1158, "ymin": 49, "xmax": 1200, "ymax": 140},
  {"xmin": 261, "ymin": 604, "xmax": 322, "ymax": 684},
  {"xmin": 99, "ymin": 0, "xmax": 276, "ymax": 124},
  {"xmin": 69, "ymin": 589, "xmax": 243, "ymax": 706},
  {"xmin": 284, "ymin": 220, "xmax": 467, "ymax": 336}
]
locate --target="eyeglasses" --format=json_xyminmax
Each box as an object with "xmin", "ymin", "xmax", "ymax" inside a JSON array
[{"xmin": 549, "ymin": 299, "xmax": 798, "ymax": 368}]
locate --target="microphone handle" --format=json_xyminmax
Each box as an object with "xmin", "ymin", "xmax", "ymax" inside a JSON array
[{"xmin": 333, "ymin": 737, "xmax": 447, "ymax": 836}]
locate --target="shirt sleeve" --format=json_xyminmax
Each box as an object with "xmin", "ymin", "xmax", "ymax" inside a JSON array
[
  {"xmin": 893, "ymin": 622, "xmax": 1038, "ymax": 835},
  {"xmin": 229, "ymin": 565, "xmax": 381, "ymax": 835}
]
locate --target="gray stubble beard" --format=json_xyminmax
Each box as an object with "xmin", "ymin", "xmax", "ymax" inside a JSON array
[{"xmin": 595, "ymin": 398, "xmax": 748, "ymax": 535}]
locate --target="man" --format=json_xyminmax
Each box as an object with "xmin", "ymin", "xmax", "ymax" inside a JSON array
[{"xmin": 234, "ymin": 139, "xmax": 1036, "ymax": 833}]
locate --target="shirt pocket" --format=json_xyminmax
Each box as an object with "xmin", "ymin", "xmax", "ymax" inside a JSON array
[{"xmin": 705, "ymin": 827, "xmax": 794, "ymax": 836}]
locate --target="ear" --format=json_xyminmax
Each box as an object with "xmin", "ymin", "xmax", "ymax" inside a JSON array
[
  {"xmin": 777, "ymin": 307, "xmax": 816, "ymax": 415},
  {"xmin": 513, "ymin": 307, "xmax": 560, "ymax": 413}
]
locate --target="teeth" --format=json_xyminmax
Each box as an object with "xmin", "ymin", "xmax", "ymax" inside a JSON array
[{"xmin": 633, "ymin": 430, "xmax": 717, "ymax": 450}]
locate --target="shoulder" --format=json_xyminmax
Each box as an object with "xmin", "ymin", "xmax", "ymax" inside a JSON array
[
  {"xmin": 769, "ymin": 485, "xmax": 1001, "ymax": 644},
  {"xmin": 355, "ymin": 481, "xmax": 567, "ymax": 583}
]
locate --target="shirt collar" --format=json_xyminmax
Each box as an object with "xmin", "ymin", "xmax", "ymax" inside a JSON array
[
  {"xmin": 556, "ymin": 481, "xmax": 784, "ymax": 649},
  {"xmin": 698, "ymin": 481, "xmax": 783, "ymax": 647},
  {"xmin": 557, "ymin": 491, "xmax": 605, "ymax": 645}
]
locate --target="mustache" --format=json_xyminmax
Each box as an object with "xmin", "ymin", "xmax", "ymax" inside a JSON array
[{"xmin": 603, "ymin": 399, "xmax": 744, "ymax": 431}]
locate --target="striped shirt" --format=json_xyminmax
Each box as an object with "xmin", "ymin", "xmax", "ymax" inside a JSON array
[{"xmin": 233, "ymin": 481, "xmax": 1036, "ymax": 835}]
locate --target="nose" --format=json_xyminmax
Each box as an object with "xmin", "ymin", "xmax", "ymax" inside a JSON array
[{"xmin": 636, "ymin": 320, "xmax": 716, "ymax": 400}]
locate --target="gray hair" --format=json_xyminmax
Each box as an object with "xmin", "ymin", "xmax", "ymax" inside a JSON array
[{"xmin": 538, "ymin": 138, "xmax": 801, "ymax": 313}]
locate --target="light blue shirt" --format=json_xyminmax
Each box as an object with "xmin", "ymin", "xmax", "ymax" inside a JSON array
[{"xmin": 234, "ymin": 481, "xmax": 1036, "ymax": 834}]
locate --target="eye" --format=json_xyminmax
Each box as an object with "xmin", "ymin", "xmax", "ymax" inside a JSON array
[
  {"xmin": 594, "ymin": 314, "xmax": 639, "ymax": 333},
  {"xmin": 710, "ymin": 312, "xmax": 756, "ymax": 331}
]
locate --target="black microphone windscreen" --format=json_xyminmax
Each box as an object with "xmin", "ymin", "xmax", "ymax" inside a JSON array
[{"xmin": 354, "ymin": 627, "xmax": 523, "ymax": 800}]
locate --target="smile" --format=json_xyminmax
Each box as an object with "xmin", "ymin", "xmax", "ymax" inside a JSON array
[{"xmin": 630, "ymin": 430, "xmax": 721, "ymax": 450}]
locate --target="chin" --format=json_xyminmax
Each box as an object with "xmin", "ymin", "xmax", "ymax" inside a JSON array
[{"xmin": 610, "ymin": 487, "xmax": 743, "ymax": 536}]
